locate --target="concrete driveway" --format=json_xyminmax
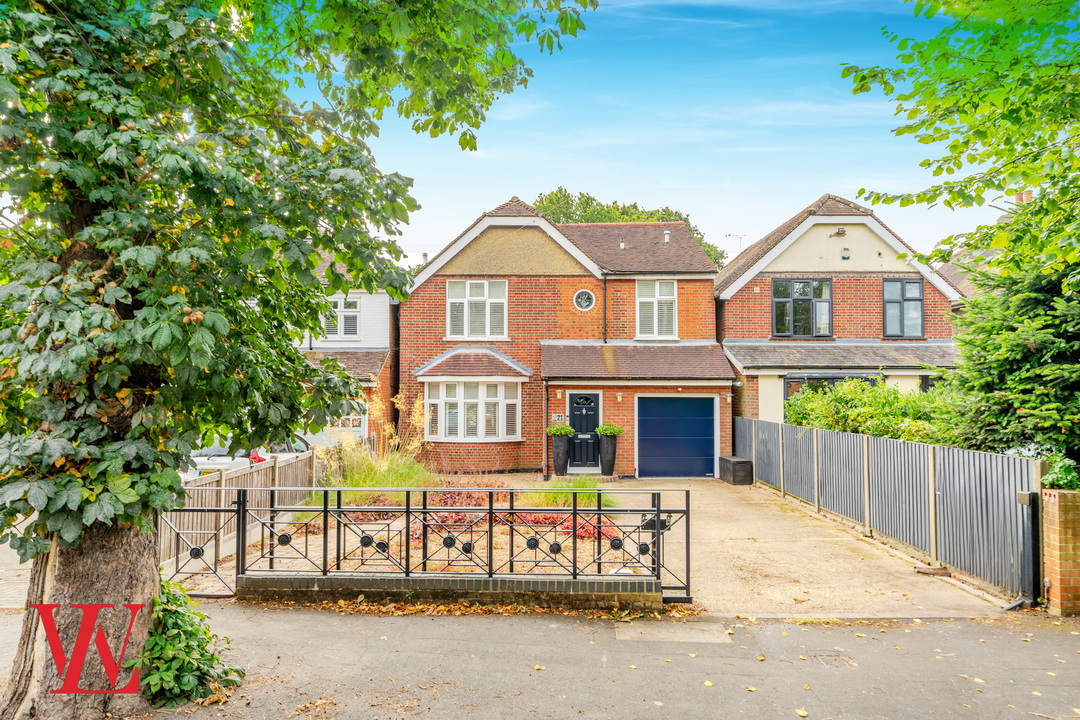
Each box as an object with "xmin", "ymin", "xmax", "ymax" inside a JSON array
[{"xmin": 615, "ymin": 478, "xmax": 1002, "ymax": 618}]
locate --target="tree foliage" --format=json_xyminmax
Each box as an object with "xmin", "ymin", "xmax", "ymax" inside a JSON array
[
  {"xmin": 842, "ymin": 0, "xmax": 1080, "ymax": 285},
  {"xmin": 533, "ymin": 187, "xmax": 724, "ymax": 267},
  {"xmin": 946, "ymin": 260, "xmax": 1080, "ymax": 465},
  {"xmin": 0, "ymin": 0, "xmax": 591, "ymax": 562},
  {"xmin": 783, "ymin": 378, "xmax": 958, "ymax": 444}
]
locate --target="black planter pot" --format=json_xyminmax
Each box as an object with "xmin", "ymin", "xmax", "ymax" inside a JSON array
[
  {"xmin": 551, "ymin": 435, "xmax": 570, "ymax": 476},
  {"xmin": 599, "ymin": 434, "xmax": 617, "ymax": 476}
]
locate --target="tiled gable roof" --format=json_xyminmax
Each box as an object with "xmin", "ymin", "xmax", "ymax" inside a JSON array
[
  {"xmin": 558, "ymin": 222, "xmax": 717, "ymax": 274},
  {"xmin": 419, "ymin": 198, "xmax": 716, "ymax": 278},
  {"xmin": 413, "ymin": 346, "xmax": 533, "ymax": 378},
  {"xmin": 714, "ymin": 194, "xmax": 876, "ymax": 295}
]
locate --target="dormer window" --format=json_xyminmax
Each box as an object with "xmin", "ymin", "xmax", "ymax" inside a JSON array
[
  {"xmin": 637, "ymin": 280, "xmax": 677, "ymax": 338},
  {"xmin": 324, "ymin": 297, "xmax": 360, "ymax": 338},
  {"xmin": 447, "ymin": 280, "xmax": 507, "ymax": 340}
]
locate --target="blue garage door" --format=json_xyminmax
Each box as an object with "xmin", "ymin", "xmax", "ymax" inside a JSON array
[{"xmin": 638, "ymin": 397, "xmax": 715, "ymax": 477}]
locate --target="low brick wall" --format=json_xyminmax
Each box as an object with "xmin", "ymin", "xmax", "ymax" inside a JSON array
[
  {"xmin": 1043, "ymin": 489, "xmax": 1080, "ymax": 616},
  {"xmin": 235, "ymin": 574, "xmax": 663, "ymax": 612}
]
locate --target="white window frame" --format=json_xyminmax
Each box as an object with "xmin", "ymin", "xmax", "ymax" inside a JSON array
[
  {"xmin": 323, "ymin": 294, "xmax": 361, "ymax": 339},
  {"xmin": 424, "ymin": 379, "xmax": 522, "ymax": 442},
  {"xmin": 636, "ymin": 279, "xmax": 678, "ymax": 339},
  {"xmin": 446, "ymin": 279, "xmax": 508, "ymax": 340}
]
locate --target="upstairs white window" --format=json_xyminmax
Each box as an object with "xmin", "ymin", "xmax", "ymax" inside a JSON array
[
  {"xmin": 447, "ymin": 280, "xmax": 507, "ymax": 339},
  {"xmin": 324, "ymin": 297, "xmax": 360, "ymax": 338},
  {"xmin": 425, "ymin": 381, "xmax": 521, "ymax": 441},
  {"xmin": 637, "ymin": 280, "xmax": 677, "ymax": 338}
]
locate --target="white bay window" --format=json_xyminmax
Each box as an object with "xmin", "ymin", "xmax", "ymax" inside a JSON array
[
  {"xmin": 447, "ymin": 280, "xmax": 507, "ymax": 339},
  {"xmin": 426, "ymin": 380, "xmax": 521, "ymax": 441}
]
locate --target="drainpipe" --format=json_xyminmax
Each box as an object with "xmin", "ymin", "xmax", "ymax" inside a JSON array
[
  {"xmin": 602, "ymin": 272, "xmax": 608, "ymax": 344},
  {"xmin": 543, "ymin": 378, "xmax": 550, "ymax": 481}
]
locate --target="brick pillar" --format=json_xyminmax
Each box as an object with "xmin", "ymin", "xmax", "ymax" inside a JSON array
[{"xmin": 1042, "ymin": 489, "xmax": 1080, "ymax": 616}]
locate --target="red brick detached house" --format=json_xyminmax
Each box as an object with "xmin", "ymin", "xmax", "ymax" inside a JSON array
[
  {"xmin": 714, "ymin": 194, "xmax": 963, "ymax": 423},
  {"xmin": 399, "ymin": 198, "xmax": 734, "ymax": 477}
]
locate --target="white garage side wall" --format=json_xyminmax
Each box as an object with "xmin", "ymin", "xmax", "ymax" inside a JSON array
[
  {"xmin": 758, "ymin": 375, "xmax": 786, "ymax": 424},
  {"xmin": 633, "ymin": 393, "xmax": 721, "ymax": 479},
  {"xmin": 884, "ymin": 374, "xmax": 923, "ymax": 392}
]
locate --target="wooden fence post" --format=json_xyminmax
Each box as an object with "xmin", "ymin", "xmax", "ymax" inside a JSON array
[
  {"xmin": 863, "ymin": 434, "xmax": 872, "ymax": 536},
  {"xmin": 778, "ymin": 422, "xmax": 786, "ymax": 498},
  {"xmin": 751, "ymin": 419, "xmax": 758, "ymax": 483},
  {"xmin": 927, "ymin": 445, "xmax": 938, "ymax": 565},
  {"xmin": 813, "ymin": 429, "xmax": 820, "ymax": 513}
]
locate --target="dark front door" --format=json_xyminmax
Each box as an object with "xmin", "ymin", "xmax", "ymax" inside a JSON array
[{"xmin": 569, "ymin": 393, "xmax": 600, "ymax": 469}]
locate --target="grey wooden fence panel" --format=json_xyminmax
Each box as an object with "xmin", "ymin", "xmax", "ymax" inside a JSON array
[
  {"xmin": 734, "ymin": 417, "xmax": 753, "ymax": 460},
  {"xmin": 782, "ymin": 425, "xmax": 815, "ymax": 503},
  {"xmin": 754, "ymin": 420, "xmax": 781, "ymax": 488},
  {"xmin": 868, "ymin": 436, "xmax": 932, "ymax": 554},
  {"xmin": 816, "ymin": 429, "xmax": 865, "ymax": 524},
  {"xmin": 936, "ymin": 447, "xmax": 1032, "ymax": 596}
]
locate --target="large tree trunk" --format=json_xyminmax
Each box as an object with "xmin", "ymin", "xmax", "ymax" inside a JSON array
[{"xmin": 0, "ymin": 523, "xmax": 158, "ymax": 720}]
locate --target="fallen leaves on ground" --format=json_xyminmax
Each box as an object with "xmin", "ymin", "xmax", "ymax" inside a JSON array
[
  {"xmin": 193, "ymin": 681, "xmax": 236, "ymax": 707},
  {"xmin": 534, "ymin": 665, "xmax": 546, "ymax": 671},
  {"xmin": 290, "ymin": 697, "xmax": 337, "ymax": 719},
  {"xmin": 796, "ymin": 708, "xmax": 809, "ymax": 717},
  {"xmin": 703, "ymin": 681, "xmax": 713, "ymax": 687},
  {"xmin": 280, "ymin": 599, "xmax": 706, "ymax": 621}
]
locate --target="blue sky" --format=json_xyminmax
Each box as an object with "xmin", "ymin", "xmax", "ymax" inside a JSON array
[{"xmin": 361, "ymin": 0, "xmax": 1003, "ymax": 264}]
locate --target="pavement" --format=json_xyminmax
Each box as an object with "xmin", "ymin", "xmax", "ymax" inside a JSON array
[{"xmin": 3, "ymin": 602, "xmax": 1076, "ymax": 719}]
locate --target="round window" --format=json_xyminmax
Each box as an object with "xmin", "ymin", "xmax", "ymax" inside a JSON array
[{"xmin": 573, "ymin": 289, "xmax": 595, "ymax": 311}]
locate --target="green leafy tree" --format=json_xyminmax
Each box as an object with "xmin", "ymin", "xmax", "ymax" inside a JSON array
[
  {"xmin": 946, "ymin": 261, "xmax": 1080, "ymax": 466},
  {"xmin": 0, "ymin": 0, "xmax": 590, "ymax": 715},
  {"xmin": 841, "ymin": 0, "xmax": 1080, "ymax": 284},
  {"xmin": 533, "ymin": 187, "xmax": 724, "ymax": 268}
]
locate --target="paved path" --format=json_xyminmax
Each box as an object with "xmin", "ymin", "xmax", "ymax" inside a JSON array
[
  {"xmin": 0, "ymin": 544, "xmax": 28, "ymax": 610},
  {"xmin": 3, "ymin": 603, "xmax": 1073, "ymax": 719},
  {"xmin": 617, "ymin": 479, "xmax": 1001, "ymax": 617}
]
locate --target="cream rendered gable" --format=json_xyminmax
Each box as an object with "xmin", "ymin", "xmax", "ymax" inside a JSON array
[
  {"xmin": 764, "ymin": 223, "xmax": 912, "ymax": 273},
  {"xmin": 438, "ymin": 226, "xmax": 590, "ymax": 276}
]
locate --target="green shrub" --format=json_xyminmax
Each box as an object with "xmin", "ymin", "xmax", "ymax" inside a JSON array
[
  {"xmin": 129, "ymin": 580, "xmax": 243, "ymax": 708},
  {"xmin": 1042, "ymin": 453, "xmax": 1080, "ymax": 491},
  {"xmin": 595, "ymin": 423, "xmax": 624, "ymax": 436},
  {"xmin": 546, "ymin": 423, "xmax": 575, "ymax": 436},
  {"xmin": 783, "ymin": 378, "xmax": 958, "ymax": 444}
]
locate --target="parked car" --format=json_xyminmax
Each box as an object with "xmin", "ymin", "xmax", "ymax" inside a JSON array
[{"xmin": 181, "ymin": 434, "xmax": 311, "ymax": 482}]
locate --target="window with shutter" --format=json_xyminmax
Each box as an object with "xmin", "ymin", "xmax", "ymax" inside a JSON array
[
  {"xmin": 324, "ymin": 300, "xmax": 339, "ymax": 335},
  {"xmin": 424, "ymin": 380, "xmax": 522, "ymax": 441},
  {"xmin": 446, "ymin": 279, "xmax": 508, "ymax": 339},
  {"xmin": 637, "ymin": 280, "xmax": 677, "ymax": 338}
]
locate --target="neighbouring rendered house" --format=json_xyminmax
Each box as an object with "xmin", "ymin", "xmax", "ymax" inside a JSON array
[
  {"xmin": 714, "ymin": 194, "xmax": 964, "ymax": 424},
  {"xmin": 398, "ymin": 197, "xmax": 735, "ymax": 477},
  {"xmin": 298, "ymin": 256, "xmax": 399, "ymax": 446}
]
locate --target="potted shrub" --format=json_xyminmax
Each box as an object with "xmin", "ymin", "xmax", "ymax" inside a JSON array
[
  {"xmin": 595, "ymin": 423, "xmax": 624, "ymax": 476},
  {"xmin": 547, "ymin": 423, "xmax": 575, "ymax": 476}
]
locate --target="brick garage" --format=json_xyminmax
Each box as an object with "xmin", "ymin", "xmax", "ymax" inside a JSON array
[
  {"xmin": 546, "ymin": 383, "xmax": 733, "ymax": 477},
  {"xmin": 1042, "ymin": 489, "xmax": 1080, "ymax": 616}
]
